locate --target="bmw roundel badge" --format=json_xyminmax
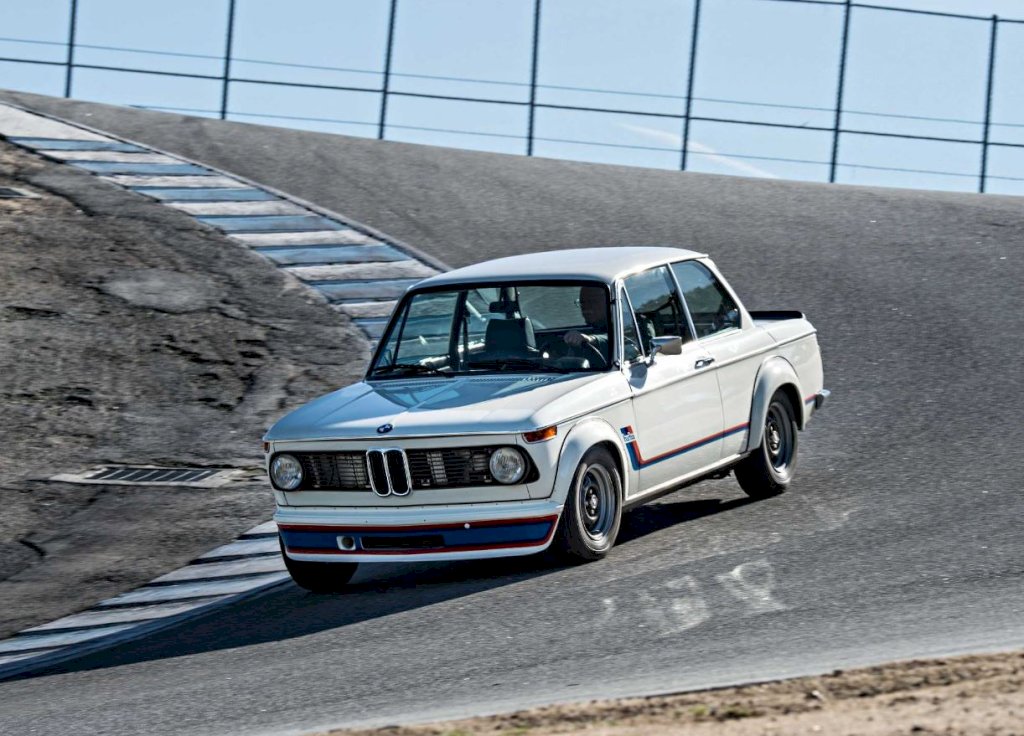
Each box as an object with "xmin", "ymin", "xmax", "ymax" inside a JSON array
[{"xmin": 377, "ymin": 423, "xmax": 394, "ymax": 434}]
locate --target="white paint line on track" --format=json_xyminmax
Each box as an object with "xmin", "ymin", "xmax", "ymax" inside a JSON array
[
  {"xmin": 39, "ymin": 150, "xmax": 181, "ymax": 164},
  {"xmin": 257, "ymin": 244, "xmax": 407, "ymax": 266},
  {"xmin": 0, "ymin": 624, "xmax": 139, "ymax": 654},
  {"xmin": 231, "ymin": 230, "xmax": 382, "ymax": 246},
  {"xmin": 102, "ymin": 174, "xmax": 248, "ymax": 188},
  {"xmin": 167, "ymin": 200, "xmax": 309, "ymax": 216},
  {"xmin": 286, "ymin": 260, "xmax": 439, "ymax": 282},
  {"xmin": 0, "ymin": 106, "xmax": 108, "ymax": 140},
  {"xmin": 150, "ymin": 555, "xmax": 286, "ymax": 584},
  {"xmin": 97, "ymin": 573, "xmax": 290, "ymax": 607},
  {"xmin": 27, "ymin": 597, "xmax": 236, "ymax": 632}
]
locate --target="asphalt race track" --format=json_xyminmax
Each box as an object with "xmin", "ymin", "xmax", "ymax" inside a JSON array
[{"xmin": 1, "ymin": 91, "xmax": 1023, "ymax": 736}]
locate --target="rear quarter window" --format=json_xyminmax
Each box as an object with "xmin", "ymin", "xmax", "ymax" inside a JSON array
[{"xmin": 671, "ymin": 261, "xmax": 741, "ymax": 338}]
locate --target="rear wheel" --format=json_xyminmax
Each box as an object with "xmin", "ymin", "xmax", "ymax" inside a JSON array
[
  {"xmin": 735, "ymin": 390, "xmax": 799, "ymax": 498},
  {"xmin": 556, "ymin": 446, "xmax": 622, "ymax": 561},
  {"xmin": 279, "ymin": 536, "xmax": 358, "ymax": 593}
]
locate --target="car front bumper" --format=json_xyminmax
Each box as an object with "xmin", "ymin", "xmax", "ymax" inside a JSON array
[{"xmin": 275, "ymin": 499, "xmax": 564, "ymax": 563}]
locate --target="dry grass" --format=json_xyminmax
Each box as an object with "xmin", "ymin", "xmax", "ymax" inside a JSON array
[{"xmin": 320, "ymin": 650, "xmax": 1024, "ymax": 736}]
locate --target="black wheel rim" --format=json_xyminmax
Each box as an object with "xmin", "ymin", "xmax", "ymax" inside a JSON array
[
  {"xmin": 579, "ymin": 464, "xmax": 616, "ymax": 542},
  {"xmin": 764, "ymin": 403, "xmax": 794, "ymax": 471},
  {"xmin": 765, "ymin": 403, "xmax": 794, "ymax": 472}
]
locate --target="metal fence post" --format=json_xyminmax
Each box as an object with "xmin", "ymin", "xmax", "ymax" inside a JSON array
[
  {"xmin": 526, "ymin": 0, "xmax": 542, "ymax": 156},
  {"xmin": 980, "ymin": 15, "xmax": 998, "ymax": 194},
  {"xmin": 680, "ymin": 0, "xmax": 702, "ymax": 171},
  {"xmin": 829, "ymin": 0, "xmax": 852, "ymax": 183},
  {"xmin": 378, "ymin": 0, "xmax": 399, "ymax": 140},
  {"xmin": 64, "ymin": 0, "xmax": 78, "ymax": 98},
  {"xmin": 220, "ymin": 0, "xmax": 236, "ymax": 120}
]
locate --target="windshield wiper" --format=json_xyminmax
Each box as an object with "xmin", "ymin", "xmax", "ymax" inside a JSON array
[
  {"xmin": 466, "ymin": 358, "xmax": 573, "ymax": 374},
  {"xmin": 371, "ymin": 363, "xmax": 453, "ymax": 378}
]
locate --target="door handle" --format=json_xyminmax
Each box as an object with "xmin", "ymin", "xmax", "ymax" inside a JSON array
[{"xmin": 694, "ymin": 357, "xmax": 716, "ymax": 369}]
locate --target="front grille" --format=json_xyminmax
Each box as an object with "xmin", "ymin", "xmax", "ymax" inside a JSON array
[
  {"xmin": 290, "ymin": 446, "xmax": 534, "ymax": 492},
  {"xmin": 406, "ymin": 448, "xmax": 494, "ymax": 489},
  {"xmin": 366, "ymin": 450, "xmax": 388, "ymax": 495},
  {"xmin": 297, "ymin": 452, "xmax": 369, "ymax": 490},
  {"xmin": 384, "ymin": 449, "xmax": 410, "ymax": 494},
  {"xmin": 366, "ymin": 448, "xmax": 410, "ymax": 496}
]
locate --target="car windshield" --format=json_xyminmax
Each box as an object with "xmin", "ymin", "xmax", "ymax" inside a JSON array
[{"xmin": 369, "ymin": 281, "xmax": 612, "ymax": 378}]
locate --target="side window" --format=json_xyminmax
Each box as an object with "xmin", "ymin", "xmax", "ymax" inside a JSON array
[
  {"xmin": 622, "ymin": 265, "xmax": 691, "ymax": 353},
  {"xmin": 671, "ymin": 261, "xmax": 741, "ymax": 338},
  {"xmin": 619, "ymin": 290, "xmax": 643, "ymax": 363}
]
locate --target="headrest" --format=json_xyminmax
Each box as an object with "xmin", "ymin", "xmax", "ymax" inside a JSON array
[
  {"xmin": 489, "ymin": 300, "xmax": 521, "ymax": 315},
  {"xmin": 484, "ymin": 317, "xmax": 536, "ymax": 354}
]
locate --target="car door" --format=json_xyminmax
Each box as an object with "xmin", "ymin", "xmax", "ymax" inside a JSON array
[
  {"xmin": 620, "ymin": 266, "xmax": 725, "ymax": 496},
  {"xmin": 670, "ymin": 259, "xmax": 774, "ymax": 460}
]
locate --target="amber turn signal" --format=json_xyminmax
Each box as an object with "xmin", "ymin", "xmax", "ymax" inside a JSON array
[
  {"xmin": 262, "ymin": 441, "xmax": 270, "ymax": 454},
  {"xmin": 523, "ymin": 426, "xmax": 557, "ymax": 443}
]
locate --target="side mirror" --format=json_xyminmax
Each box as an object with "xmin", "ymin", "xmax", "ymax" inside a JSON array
[{"xmin": 648, "ymin": 335, "xmax": 682, "ymax": 363}]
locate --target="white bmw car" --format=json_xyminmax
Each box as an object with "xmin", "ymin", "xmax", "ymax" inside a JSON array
[{"xmin": 264, "ymin": 247, "xmax": 827, "ymax": 591}]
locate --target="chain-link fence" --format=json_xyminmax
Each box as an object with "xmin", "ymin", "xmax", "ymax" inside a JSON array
[{"xmin": 1, "ymin": 0, "xmax": 1022, "ymax": 194}]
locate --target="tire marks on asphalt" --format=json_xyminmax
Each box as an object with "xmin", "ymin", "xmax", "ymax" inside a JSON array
[{"xmin": 597, "ymin": 558, "xmax": 785, "ymax": 638}]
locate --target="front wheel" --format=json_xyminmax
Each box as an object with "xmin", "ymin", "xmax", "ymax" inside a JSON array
[
  {"xmin": 556, "ymin": 446, "xmax": 622, "ymax": 561},
  {"xmin": 735, "ymin": 390, "xmax": 799, "ymax": 498},
  {"xmin": 280, "ymin": 536, "xmax": 358, "ymax": 593}
]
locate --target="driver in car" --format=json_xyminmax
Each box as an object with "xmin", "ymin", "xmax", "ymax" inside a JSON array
[{"xmin": 563, "ymin": 285, "xmax": 609, "ymax": 355}]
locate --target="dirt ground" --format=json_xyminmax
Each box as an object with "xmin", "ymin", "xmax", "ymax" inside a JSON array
[
  {"xmin": 326, "ymin": 650, "xmax": 1024, "ymax": 736},
  {"xmin": 0, "ymin": 141, "xmax": 368, "ymax": 637}
]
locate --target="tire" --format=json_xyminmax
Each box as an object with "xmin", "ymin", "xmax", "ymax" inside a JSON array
[
  {"xmin": 556, "ymin": 446, "xmax": 623, "ymax": 561},
  {"xmin": 735, "ymin": 390, "xmax": 799, "ymax": 498},
  {"xmin": 279, "ymin": 536, "xmax": 358, "ymax": 593}
]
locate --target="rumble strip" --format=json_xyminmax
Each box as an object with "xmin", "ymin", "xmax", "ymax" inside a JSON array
[
  {"xmin": 0, "ymin": 101, "xmax": 447, "ymax": 340},
  {"xmin": 0, "ymin": 522, "xmax": 285, "ymax": 680},
  {"xmin": 0, "ymin": 101, "xmax": 451, "ymax": 680}
]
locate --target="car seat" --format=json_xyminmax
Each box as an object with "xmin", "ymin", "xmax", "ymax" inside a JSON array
[{"xmin": 483, "ymin": 317, "xmax": 538, "ymax": 358}]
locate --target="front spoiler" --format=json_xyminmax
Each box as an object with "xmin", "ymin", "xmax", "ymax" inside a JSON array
[{"xmin": 275, "ymin": 500, "xmax": 563, "ymax": 563}]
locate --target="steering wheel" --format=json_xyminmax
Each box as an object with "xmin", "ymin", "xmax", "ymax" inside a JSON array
[{"xmin": 540, "ymin": 335, "xmax": 608, "ymax": 369}]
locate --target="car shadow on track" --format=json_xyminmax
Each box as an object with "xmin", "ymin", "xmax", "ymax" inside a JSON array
[{"xmin": 27, "ymin": 495, "xmax": 759, "ymax": 680}]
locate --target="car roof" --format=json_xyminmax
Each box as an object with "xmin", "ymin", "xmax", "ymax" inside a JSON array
[{"xmin": 417, "ymin": 246, "xmax": 706, "ymax": 288}]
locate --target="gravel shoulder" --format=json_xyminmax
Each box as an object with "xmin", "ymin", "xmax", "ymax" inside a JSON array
[
  {"xmin": 327, "ymin": 650, "xmax": 1024, "ymax": 736},
  {"xmin": 0, "ymin": 141, "xmax": 367, "ymax": 637}
]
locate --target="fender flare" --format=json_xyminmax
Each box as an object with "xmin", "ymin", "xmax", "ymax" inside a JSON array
[
  {"xmin": 745, "ymin": 356, "xmax": 805, "ymax": 453},
  {"xmin": 551, "ymin": 417, "xmax": 630, "ymax": 505}
]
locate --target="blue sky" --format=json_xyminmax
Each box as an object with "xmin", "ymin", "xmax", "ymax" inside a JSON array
[{"xmin": 1, "ymin": 0, "xmax": 1023, "ymax": 195}]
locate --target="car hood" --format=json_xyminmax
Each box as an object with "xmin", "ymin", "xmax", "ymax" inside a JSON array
[{"xmin": 265, "ymin": 372, "xmax": 628, "ymax": 441}]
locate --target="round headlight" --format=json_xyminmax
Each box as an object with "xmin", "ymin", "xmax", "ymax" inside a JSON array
[
  {"xmin": 270, "ymin": 454, "xmax": 303, "ymax": 490},
  {"xmin": 489, "ymin": 447, "xmax": 526, "ymax": 484}
]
